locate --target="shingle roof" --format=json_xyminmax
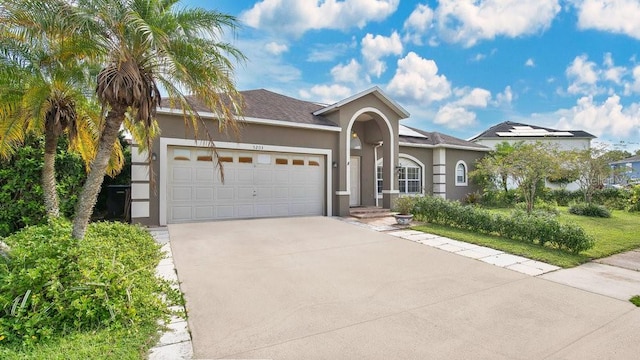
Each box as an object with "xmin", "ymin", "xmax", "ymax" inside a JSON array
[
  {"xmin": 159, "ymin": 89, "xmax": 338, "ymax": 127},
  {"xmin": 468, "ymin": 121, "xmax": 596, "ymax": 141},
  {"xmin": 400, "ymin": 125, "xmax": 490, "ymax": 151}
]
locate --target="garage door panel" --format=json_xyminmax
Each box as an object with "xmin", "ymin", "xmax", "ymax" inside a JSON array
[
  {"xmin": 172, "ymin": 187, "xmax": 192, "ymax": 201},
  {"xmin": 236, "ymin": 169, "xmax": 254, "ymax": 183},
  {"xmin": 195, "ymin": 168, "xmax": 214, "ymax": 182},
  {"xmin": 168, "ymin": 146, "xmax": 325, "ymax": 223},
  {"xmin": 172, "ymin": 167, "xmax": 192, "ymax": 182},
  {"xmin": 216, "ymin": 187, "xmax": 234, "ymax": 200},
  {"xmin": 237, "ymin": 187, "xmax": 254, "ymax": 200},
  {"xmin": 236, "ymin": 204, "xmax": 254, "ymax": 217},
  {"xmin": 195, "ymin": 187, "xmax": 214, "ymax": 201},
  {"xmin": 171, "ymin": 206, "xmax": 192, "ymax": 221},
  {"xmin": 194, "ymin": 206, "xmax": 213, "ymax": 219}
]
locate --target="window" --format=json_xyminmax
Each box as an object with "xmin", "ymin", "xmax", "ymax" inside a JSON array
[
  {"xmin": 377, "ymin": 155, "xmax": 423, "ymax": 195},
  {"xmin": 456, "ymin": 161, "xmax": 467, "ymax": 186}
]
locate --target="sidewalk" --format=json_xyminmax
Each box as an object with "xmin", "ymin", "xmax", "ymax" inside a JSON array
[{"xmin": 343, "ymin": 216, "xmax": 640, "ymax": 301}]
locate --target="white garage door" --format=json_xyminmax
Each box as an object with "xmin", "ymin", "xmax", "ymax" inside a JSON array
[{"xmin": 167, "ymin": 146, "xmax": 325, "ymax": 223}]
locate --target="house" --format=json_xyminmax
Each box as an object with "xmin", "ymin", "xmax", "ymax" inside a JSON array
[
  {"xmin": 129, "ymin": 87, "xmax": 489, "ymax": 226},
  {"xmin": 468, "ymin": 121, "xmax": 595, "ymax": 151},
  {"xmin": 609, "ymin": 155, "xmax": 640, "ymax": 185},
  {"xmin": 469, "ymin": 121, "xmax": 596, "ymax": 191}
]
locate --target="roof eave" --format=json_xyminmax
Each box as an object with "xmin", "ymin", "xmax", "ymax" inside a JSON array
[{"xmin": 313, "ymin": 86, "xmax": 410, "ymax": 119}]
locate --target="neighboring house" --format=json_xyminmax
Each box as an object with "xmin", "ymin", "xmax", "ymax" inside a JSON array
[
  {"xmin": 468, "ymin": 121, "xmax": 595, "ymax": 151},
  {"xmin": 469, "ymin": 121, "xmax": 596, "ymax": 191},
  {"xmin": 130, "ymin": 87, "xmax": 489, "ymax": 226},
  {"xmin": 609, "ymin": 155, "xmax": 640, "ymax": 185}
]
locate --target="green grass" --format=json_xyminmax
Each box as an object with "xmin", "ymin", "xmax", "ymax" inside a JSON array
[
  {"xmin": 0, "ymin": 324, "xmax": 160, "ymax": 360},
  {"xmin": 412, "ymin": 207, "xmax": 640, "ymax": 268},
  {"xmin": 630, "ymin": 295, "xmax": 640, "ymax": 307}
]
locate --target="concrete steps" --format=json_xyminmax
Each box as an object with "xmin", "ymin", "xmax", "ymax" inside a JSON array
[{"xmin": 349, "ymin": 206, "xmax": 395, "ymax": 219}]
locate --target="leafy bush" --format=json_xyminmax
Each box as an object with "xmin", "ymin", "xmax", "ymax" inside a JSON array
[
  {"xmin": 514, "ymin": 199, "xmax": 559, "ymax": 215},
  {"xmin": 479, "ymin": 189, "xmax": 520, "ymax": 207},
  {"xmin": 393, "ymin": 196, "xmax": 416, "ymax": 215},
  {"xmin": 547, "ymin": 189, "xmax": 579, "ymax": 206},
  {"xmin": 628, "ymin": 185, "xmax": 640, "ymax": 212},
  {"xmin": 462, "ymin": 191, "xmax": 482, "ymax": 205},
  {"xmin": 568, "ymin": 203, "xmax": 612, "ymax": 218},
  {"xmin": 0, "ymin": 219, "xmax": 171, "ymax": 345},
  {"xmin": 413, "ymin": 196, "xmax": 594, "ymax": 253},
  {"xmin": 0, "ymin": 136, "xmax": 86, "ymax": 237}
]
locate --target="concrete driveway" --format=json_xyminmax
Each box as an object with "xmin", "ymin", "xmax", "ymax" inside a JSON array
[{"xmin": 169, "ymin": 217, "xmax": 640, "ymax": 360}]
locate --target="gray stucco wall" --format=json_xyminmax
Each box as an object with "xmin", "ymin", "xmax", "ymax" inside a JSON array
[{"xmin": 445, "ymin": 149, "xmax": 485, "ymax": 201}]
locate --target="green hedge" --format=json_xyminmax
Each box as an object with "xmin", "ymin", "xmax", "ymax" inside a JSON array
[
  {"xmin": 568, "ymin": 203, "xmax": 611, "ymax": 218},
  {"xmin": 0, "ymin": 219, "xmax": 172, "ymax": 345},
  {"xmin": 413, "ymin": 196, "xmax": 594, "ymax": 253}
]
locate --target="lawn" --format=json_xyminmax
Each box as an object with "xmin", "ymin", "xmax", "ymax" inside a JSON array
[{"xmin": 412, "ymin": 207, "xmax": 640, "ymax": 268}]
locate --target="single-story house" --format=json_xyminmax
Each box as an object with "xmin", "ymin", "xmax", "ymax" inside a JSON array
[
  {"xmin": 130, "ymin": 87, "xmax": 489, "ymax": 226},
  {"xmin": 609, "ymin": 155, "xmax": 640, "ymax": 185}
]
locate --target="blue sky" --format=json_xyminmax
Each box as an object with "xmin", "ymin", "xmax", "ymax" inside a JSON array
[{"xmin": 185, "ymin": 0, "xmax": 640, "ymax": 151}]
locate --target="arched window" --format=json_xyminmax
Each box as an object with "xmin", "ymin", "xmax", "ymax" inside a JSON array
[
  {"xmin": 377, "ymin": 155, "xmax": 424, "ymax": 195},
  {"xmin": 455, "ymin": 161, "xmax": 467, "ymax": 186}
]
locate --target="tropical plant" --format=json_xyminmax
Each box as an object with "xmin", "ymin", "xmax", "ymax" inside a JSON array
[
  {"xmin": 0, "ymin": 0, "xmax": 124, "ymax": 219},
  {"xmin": 71, "ymin": 0, "xmax": 245, "ymax": 239}
]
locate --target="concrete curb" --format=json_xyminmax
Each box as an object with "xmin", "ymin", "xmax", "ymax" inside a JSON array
[{"xmin": 147, "ymin": 228, "xmax": 194, "ymax": 360}]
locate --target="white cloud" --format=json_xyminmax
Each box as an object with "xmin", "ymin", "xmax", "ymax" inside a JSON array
[
  {"xmin": 241, "ymin": 0, "xmax": 399, "ymax": 37},
  {"xmin": 361, "ymin": 32, "xmax": 403, "ymax": 77},
  {"xmin": 306, "ymin": 40, "xmax": 356, "ymax": 62},
  {"xmin": 299, "ymin": 84, "xmax": 353, "ymax": 104},
  {"xmin": 495, "ymin": 86, "xmax": 514, "ymax": 105},
  {"xmin": 566, "ymin": 54, "xmax": 599, "ymax": 95},
  {"xmin": 452, "ymin": 87, "xmax": 492, "ymax": 107},
  {"xmin": 403, "ymin": 3, "xmax": 434, "ymax": 45},
  {"xmin": 525, "ymin": 58, "xmax": 535, "ymax": 67},
  {"xmin": 574, "ymin": 0, "xmax": 640, "ymax": 40},
  {"xmin": 434, "ymin": 104, "xmax": 477, "ymax": 128},
  {"xmin": 555, "ymin": 95, "xmax": 640, "ymax": 139},
  {"xmin": 602, "ymin": 53, "xmax": 626, "ymax": 84},
  {"xmin": 387, "ymin": 52, "xmax": 452, "ymax": 103},
  {"xmin": 264, "ymin": 42, "xmax": 288, "ymax": 55},
  {"xmin": 624, "ymin": 65, "xmax": 640, "ymax": 95},
  {"xmin": 434, "ymin": 0, "xmax": 560, "ymax": 47},
  {"xmin": 331, "ymin": 59, "xmax": 363, "ymax": 84}
]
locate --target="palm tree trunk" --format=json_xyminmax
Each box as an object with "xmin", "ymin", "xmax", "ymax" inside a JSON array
[
  {"xmin": 72, "ymin": 107, "xmax": 125, "ymax": 239},
  {"xmin": 43, "ymin": 131, "xmax": 60, "ymax": 218}
]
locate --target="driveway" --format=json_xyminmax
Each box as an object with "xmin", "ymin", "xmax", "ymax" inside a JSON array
[{"xmin": 169, "ymin": 217, "xmax": 640, "ymax": 359}]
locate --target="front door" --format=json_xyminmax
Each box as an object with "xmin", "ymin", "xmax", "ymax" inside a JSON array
[{"xmin": 349, "ymin": 156, "xmax": 360, "ymax": 206}]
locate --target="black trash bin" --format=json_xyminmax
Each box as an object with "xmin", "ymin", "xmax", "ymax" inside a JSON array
[{"xmin": 105, "ymin": 185, "xmax": 131, "ymax": 221}]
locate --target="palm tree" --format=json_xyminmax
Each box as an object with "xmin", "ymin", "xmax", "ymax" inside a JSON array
[
  {"xmin": 71, "ymin": 0, "xmax": 245, "ymax": 239},
  {"xmin": 0, "ymin": 0, "xmax": 124, "ymax": 218}
]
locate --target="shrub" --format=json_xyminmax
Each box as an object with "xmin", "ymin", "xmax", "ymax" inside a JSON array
[
  {"xmin": 462, "ymin": 191, "xmax": 482, "ymax": 205},
  {"xmin": 413, "ymin": 196, "xmax": 594, "ymax": 253},
  {"xmin": 0, "ymin": 219, "xmax": 171, "ymax": 345},
  {"xmin": 628, "ymin": 185, "xmax": 640, "ymax": 212},
  {"xmin": 0, "ymin": 136, "xmax": 86, "ymax": 237},
  {"xmin": 568, "ymin": 203, "xmax": 612, "ymax": 218},
  {"xmin": 393, "ymin": 196, "xmax": 416, "ymax": 215}
]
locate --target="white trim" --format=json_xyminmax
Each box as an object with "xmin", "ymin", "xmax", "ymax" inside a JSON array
[
  {"xmin": 313, "ymin": 86, "xmax": 410, "ymax": 118},
  {"xmin": 346, "ymin": 107, "xmax": 395, "ymax": 198},
  {"xmin": 131, "ymin": 165, "xmax": 150, "ymax": 181},
  {"xmin": 455, "ymin": 160, "xmax": 468, "ymax": 186},
  {"xmin": 131, "ymin": 146, "xmax": 149, "ymax": 163},
  {"xmin": 157, "ymin": 107, "xmax": 342, "ymax": 132},
  {"xmin": 159, "ymin": 137, "xmax": 333, "ymax": 225},
  {"xmin": 400, "ymin": 141, "xmax": 491, "ymax": 152},
  {"xmin": 335, "ymin": 191, "xmax": 350, "ymax": 195},
  {"xmin": 381, "ymin": 190, "xmax": 400, "ymax": 194},
  {"xmin": 376, "ymin": 153, "xmax": 426, "ymax": 196}
]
